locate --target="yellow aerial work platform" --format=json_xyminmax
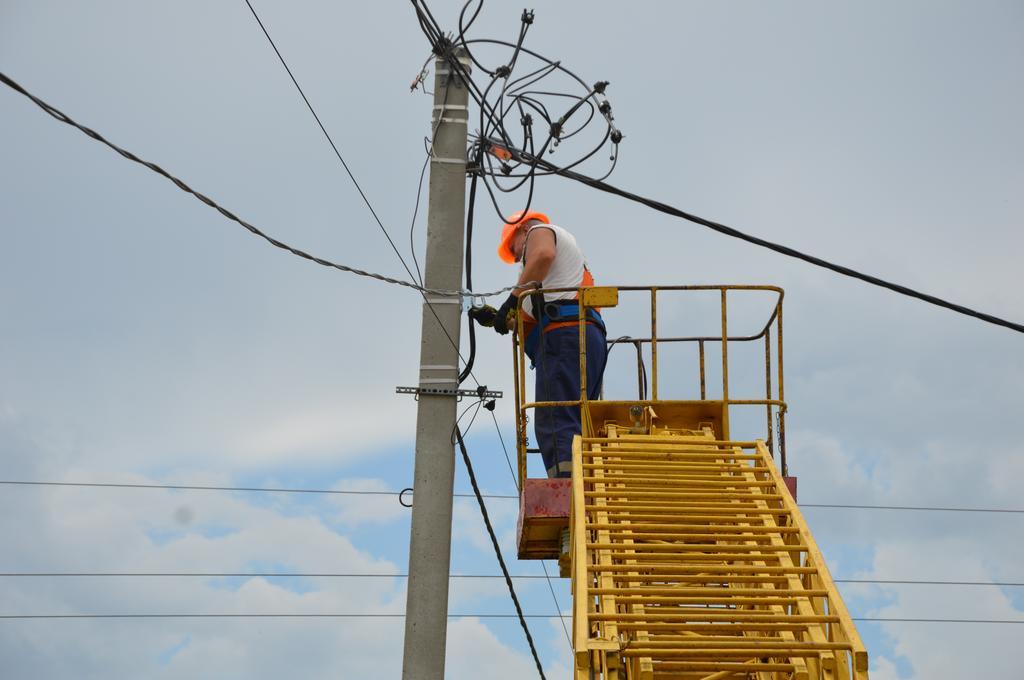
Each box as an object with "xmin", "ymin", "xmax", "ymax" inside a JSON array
[{"xmin": 512, "ymin": 286, "xmax": 868, "ymax": 680}]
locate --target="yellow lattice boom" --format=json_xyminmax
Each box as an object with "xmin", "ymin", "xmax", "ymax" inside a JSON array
[
  {"xmin": 570, "ymin": 427, "xmax": 866, "ymax": 679},
  {"xmin": 512, "ymin": 286, "xmax": 869, "ymax": 679}
]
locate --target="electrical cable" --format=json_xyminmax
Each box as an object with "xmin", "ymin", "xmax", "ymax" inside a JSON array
[
  {"xmin": 0, "ymin": 613, "xmax": 556, "ymax": 620},
  {"xmin": 410, "ymin": 77, "xmax": 455, "ymax": 286},
  {"xmin": 486, "ymin": 410, "xmax": 572, "ymax": 650},
  {"xmin": 242, "ymin": 3, "xmax": 494, "ymax": 394},
  {"xmin": 454, "ymin": 426, "xmax": 547, "ymax": 680},
  {"xmin": 1, "ymin": 613, "xmax": 1021, "ymax": 624},
  {"xmin": 487, "ymin": 411, "xmax": 520, "ymax": 490},
  {"xmin": 458, "ymin": 219, "xmax": 548, "ymax": 680},
  {"xmin": 423, "ymin": 6, "xmax": 1023, "ymax": 336},
  {"xmin": 454, "ymin": 182, "xmax": 548, "ymax": 676},
  {"xmin": 460, "ymin": 151, "xmax": 572, "ymax": 652},
  {"xmin": 242, "ymin": 0, "xmax": 422, "ymax": 289},
  {"xmin": 510, "ymin": 146, "xmax": 1024, "ymax": 336},
  {"xmin": 418, "ymin": 9, "xmax": 620, "ymax": 228},
  {"xmin": 458, "ymin": 168, "xmax": 481, "ymax": 385},
  {"xmin": 1, "ymin": 574, "xmax": 1021, "ymax": 588},
  {"xmin": 5, "ymin": 481, "xmax": 1024, "ymax": 514},
  {"xmin": 408, "ymin": 150, "xmax": 431, "ymax": 286},
  {"xmin": 0, "ymin": 572, "xmax": 552, "ymax": 579},
  {"xmin": 801, "ymin": 502, "xmax": 1024, "ymax": 514},
  {"xmin": 244, "ymin": 0, "xmax": 492, "ymax": 400},
  {"xmin": 0, "ymin": 71, "xmax": 524, "ymax": 300}
]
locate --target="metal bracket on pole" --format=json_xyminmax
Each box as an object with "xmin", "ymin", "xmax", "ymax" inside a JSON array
[{"xmin": 396, "ymin": 386, "xmax": 503, "ymax": 400}]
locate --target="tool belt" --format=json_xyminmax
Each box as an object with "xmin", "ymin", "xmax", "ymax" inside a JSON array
[{"xmin": 524, "ymin": 299, "xmax": 606, "ymax": 365}]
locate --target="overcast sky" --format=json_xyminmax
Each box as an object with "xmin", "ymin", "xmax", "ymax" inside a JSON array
[{"xmin": 1, "ymin": 1, "xmax": 1022, "ymax": 678}]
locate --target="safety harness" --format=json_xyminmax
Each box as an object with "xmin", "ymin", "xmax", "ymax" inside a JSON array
[{"xmin": 524, "ymin": 298, "xmax": 607, "ymax": 365}]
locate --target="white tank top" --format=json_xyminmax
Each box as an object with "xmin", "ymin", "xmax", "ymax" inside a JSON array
[{"xmin": 520, "ymin": 224, "xmax": 590, "ymax": 320}]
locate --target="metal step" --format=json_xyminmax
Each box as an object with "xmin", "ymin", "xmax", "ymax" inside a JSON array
[{"xmin": 570, "ymin": 427, "xmax": 868, "ymax": 680}]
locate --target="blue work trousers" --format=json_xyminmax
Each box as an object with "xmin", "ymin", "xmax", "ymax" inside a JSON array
[{"xmin": 534, "ymin": 323, "xmax": 608, "ymax": 478}]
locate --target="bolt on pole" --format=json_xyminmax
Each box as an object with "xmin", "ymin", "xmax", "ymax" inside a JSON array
[{"xmin": 401, "ymin": 49, "xmax": 471, "ymax": 680}]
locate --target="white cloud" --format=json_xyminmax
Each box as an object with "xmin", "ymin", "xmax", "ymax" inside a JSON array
[
  {"xmin": 861, "ymin": 541, "xmax": 1024, "ymax": 680},
  {"xmin": 224, "ymin": 399, "xmax": 416, "ymax": 467},
  {"xmin": 328, "ymin": 477, "xmax": 409, "ymax": 526},
  {"xmin": 1, "ymin": 0, "xmax": 1022, "ymax": 676},
  {"xmin": 446, "ymin": 617, "xmax": 571, "ymax": 680}
]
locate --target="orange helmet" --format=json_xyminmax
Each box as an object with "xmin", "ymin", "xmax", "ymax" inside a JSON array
[{"xmin": 498, "ymin": 210, "xmax": 550, "ymax": 264}]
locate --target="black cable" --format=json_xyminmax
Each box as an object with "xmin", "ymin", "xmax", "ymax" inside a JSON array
[
  {"xmin": 1, "ymin": 613, "xmax": 1022, "ymax": 624},
  {"xmin": 511, "ymin": 147, "xmax": 1024, "ymax": 335},
  {"xmin": 408, "ymin": 151, "xmax": 431, "ymax": 286},
  {"xmin": 448, "ymin": 17, "xmax": 1020, "ymax": 335},
  {"xmin": 0, "ymin": 71, "xmax": 528, "ymax": 299},
  {"xmin": 801, "ymin": 502, "xmax": 1024, "ymax": 514},
  {"xmin": 6, "ymin": 481, "xmax": 1024, "ymax": 514},
  {"xmin": 457, "ymin": 1, "xmax": 491, "ymax": 76},
  {"xmin": 0, "ymin": 478, "xmax": 516, "ymax": 499},
  {"xmin": 455, "ymin": 169, "xmax": 547, "ymax": 674},
  {"xmin": 0, "ymin": 480, "xmax": 408, "ymax": 497},
  {"xmin": 606, "ymin": 336, "xmax": 648, "ymax": 400},
  {"xmin": 462, "ymin": 38, "xmax": 620, "ymax": 131},
  {"xmin": 454, "ymin": 426, "xmax": 547, "ymax": 680},
  {"xmin": 242, "ymin": 0, "xmax": 422, "ymax": 287},
  {"xmin": 410, "ymin": 82, "xmax": 455, "ymax": 286},
  {"xmin": 454, "ymin": 399, "xmax": 486, "ymax": 441},
  {"xmin": 485, "ymin": 410, "xmax": 571, "ymax": 650},
  {"xmin": 3, "ymin": 573, "xmax": 1019, "ymax": 588},
  {"xmin": 244, "ymin": 0, "xmax": 491, "ymax": 397},
  {"xmin": 487, "ymin": 412, "xmax": 520, "ymax": 492},
  {"xmin": 0, "ymin": 613, "xmax": 562, "ymax": 620},
  {"xmin": 836, "ymin": 579, "xmax": 1024, "ymax": 587},
  {"xmin": 855, "ymin": 618, "xmax": 1024, "ymax": 625},
  {"xmin": 462, "ymin": 148, "xmax": 571, "ymax": 652},
  {"xmin": 459, "ymin": 168, "xmax": 480, "ymax": 385},
  {"xmin": 0, "ymin": 572, "xmax": 553, "ymax": 579}
]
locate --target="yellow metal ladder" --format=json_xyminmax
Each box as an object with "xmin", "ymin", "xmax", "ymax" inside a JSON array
[{"xmin": 569, "ymin": 425, "xmax": 868, "ymax": 680}]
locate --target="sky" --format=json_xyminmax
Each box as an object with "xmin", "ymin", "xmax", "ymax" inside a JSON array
[{"xmin": 1, "ymin": 1, "xmax": 1022, "ymax": 678}]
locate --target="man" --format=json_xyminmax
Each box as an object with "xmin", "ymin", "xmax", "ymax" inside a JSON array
[{"xmin": 470, "ymin": 210, "xmax": 608, "ymax": 478}]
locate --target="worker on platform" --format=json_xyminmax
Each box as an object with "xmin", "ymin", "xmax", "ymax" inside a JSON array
[{"xmin": 470, "ymin": 210, "xmax": 608, "ymax": 478}]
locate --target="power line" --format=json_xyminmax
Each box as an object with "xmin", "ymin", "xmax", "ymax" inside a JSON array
[
  {"xmin": 1, "ymin": 613, "xmax": 1021, "ymax": 624},
  {"xmin": 484, "ymin": 395, "xmax": 572, "ymax": 650},
  {"xmin": 510, "ymin": 147, "xmax": 1024, "ymax": 336},
  {"xmin": 0, "ymin": 572, "xmax": 548, "ymax": 579},
  {"xmin": 453, "ymin": 426, "xmax": 547, "ymax": 680},
  {"xmin": 414, "ymin": 3, "xmax": 1024, "ymax": 335},
  {"xmin": 855, "ymin": 618, "xmax": 1024, "ymax": 625},
  {"xmin": 837, "ymin": 579, "xmax": 1024, "ymax": 587},
  {"xmin": 0, "ymin": 71, "xmax": 519, "ymax": 300},
  {"xmin": 0, "ymin": 480, "xmax": 412, "ymax": 497},
  {"xmin": 801, "ymin": 502, "xmax": 1024, "ymax": 514},
  {"xmin": 4, "ymin": 480, "xmax": 1023, "ymax": 515},
  {"xmin": 0, "ymin": 477, "xmax": 520, "ymax": 499},
  {"xmin": 1, "ymin": 573, "xmax": 1020, "ymax": 588},
  {"xmin": 240, "ymin": 5, "xmax": 490, "ymax": 390},
  {"xmin": 0, "ymin": 613, "xmax": 545, "ymax": 619},
  {"xmin": 242, "ymin": 0, "xmax": 423, "ymax": 294}
]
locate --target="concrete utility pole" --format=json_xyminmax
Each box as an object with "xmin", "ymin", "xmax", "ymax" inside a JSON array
[{"xmin": 401, "ymin": 49, "xmax": 471, "ymax": 680}]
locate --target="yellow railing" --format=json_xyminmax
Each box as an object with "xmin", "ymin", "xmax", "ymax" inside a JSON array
[{"xmin": 512, "ymin": 285, "xmax": 788, "ymax": 487}]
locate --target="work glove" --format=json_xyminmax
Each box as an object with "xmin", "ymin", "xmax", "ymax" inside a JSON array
[
  {"xmin": 492, "ymin": 293, "xmax": 518, "ymax": 336},
  {"xmin": 468, "ymin": 305, "xmax": 498, "ymax": 328}
]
